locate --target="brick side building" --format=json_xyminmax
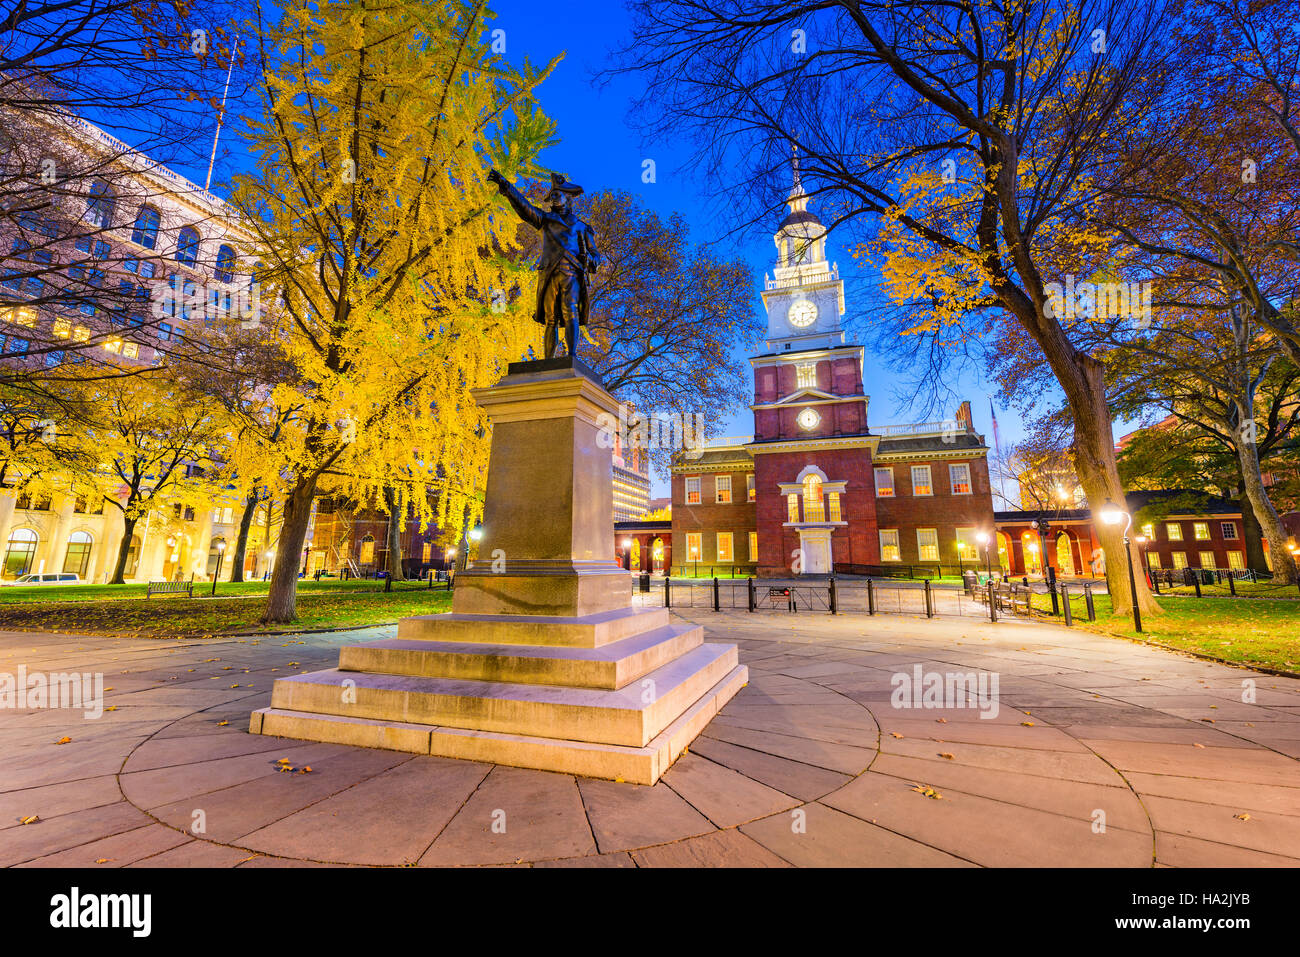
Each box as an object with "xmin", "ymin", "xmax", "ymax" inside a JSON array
[{"xmin": 668, "ymin": 167, "xmax": 995, "ymax": 577}]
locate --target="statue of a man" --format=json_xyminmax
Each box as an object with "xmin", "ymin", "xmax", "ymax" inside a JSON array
[{"xmin": 487, "ymin": 169, "xmax": 602, "ymax": 359}]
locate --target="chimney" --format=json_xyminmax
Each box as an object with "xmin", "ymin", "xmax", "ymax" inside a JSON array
[{"xmin": 954, "ymin": 400, "xmax": 973, "ymax": 430}]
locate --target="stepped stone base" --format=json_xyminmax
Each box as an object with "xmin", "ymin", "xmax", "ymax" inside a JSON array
[{"xmin": 248, "ymin": 362, "xmax": 745, "ymax": 783}]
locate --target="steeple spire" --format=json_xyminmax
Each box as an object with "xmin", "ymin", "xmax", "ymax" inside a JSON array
[{"xmin": 787, "ymin": 144, "xmax": 807, "ymax": 211}]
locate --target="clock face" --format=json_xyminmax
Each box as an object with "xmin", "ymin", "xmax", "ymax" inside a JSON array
[
  {"xmin": 788, "ymin": 300, "xmax": 818, "ymax": 328},
  {"xmin": 797, "ymin": 408, "xmax": 820, "ymax": 431}
]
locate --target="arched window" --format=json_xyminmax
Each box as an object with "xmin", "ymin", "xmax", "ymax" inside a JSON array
[
  {"xmin": 1056, "ymin": 533, "xmax": 1075, "ymax": 577},
  {"xmin": 175, "ymin": 226, "xmax": 200, "ymax": 266},
  {"xmin": 132, "ymin": 206, "xmax": 161, "ymax": 249},
  {"xmin": 3, "ymin": 528, "xmax": 38, "ymax": 579},
  {"xmin": 802, "ymin": 474, "xmax": 824, "ymax": 522},
  {"xmin": 63, "ymin": 531, "xmax": 92, "ymax": 578},
  {"xmin": 214, "ymin": 244, "xmax": 236, "ymax": 283},
  {"xmin": 207, "ymin": 536, "xmax": 227, "ymax": 576},
  {"xmin": 86, "ymin": 179, "xmax": 115, "ymax": 228},
  {"xmin": 359, "ymin": 534, "xmax": 375, "ymax": 564}
]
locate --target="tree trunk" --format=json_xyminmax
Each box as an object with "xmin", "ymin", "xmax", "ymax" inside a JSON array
[
  {"xmin": 261, "ymin": 476, "xmax": 319, "ymax": 623},
  {"xmin": 1234, "ymin": 437, "xmax": 1297, "ymax": 584},
  {"xmin": 383, "ymin": 486, "xmax": 404, "ymax": 580},
  {"xmin": 109, "ymin": 514, "xmax": 139, "ymax": 585},
  {"xmin": 1053, "ymin": 349, "xmax": 1161, "ymax": 618},
  {"xmin": 229, "ymin": 490, "xmax": 258, "ymax": 583},
  {"xmin": 1238, "ymin": 485, "xmax": 1270, "ymax": 573}
]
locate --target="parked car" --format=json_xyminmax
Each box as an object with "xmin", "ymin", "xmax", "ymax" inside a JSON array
[{"xmin": 2, "ymin": 572, "xmax": 81, "ymax": 585}]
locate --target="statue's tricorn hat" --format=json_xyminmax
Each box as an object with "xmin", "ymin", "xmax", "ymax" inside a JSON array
[{"xmin": 547, "ymin": 172, "xmax": 584, "ymax": 197}]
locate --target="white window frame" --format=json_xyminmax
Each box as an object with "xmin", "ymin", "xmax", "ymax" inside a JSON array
[
  {"xmin": 715, "ymin": 475, "xmax": 732, "ymax": 504},
  {"xmin": 949, "ymin": 463, "xmax": 972, "ymax": 495},
  {"xmin": 1193, "ymin": 521, "xmax": 1210, "ymax": 541},
  {"xmin": 1227, "ymin": 551, "xmax": 1244, "ymax": 570},
  {"xmin": 874, "ymin": 467, "xmax": 894, "ymax": 497},
  {"xmin": 746, "ymin": 473, "xmax": 755, "ymax": 502},
  {"xmin": 911, "ymin": 465, "xmax": 933, "ymax": 497},
  {"xmin": 685, "ymin": 532, "xmax": 702, "ymax": 561},
  {"xmin": 716, "ymin": 531, "xmax": 733, "ymax": 563},
  {"xmin": 879, "ymin": 529, "xmax": 900, "ymax": 562},
  {"xmin": 1221, "ymin": 522, "xmax": 1238, "ymax": 540},
  {"xmin": 1172, "ymin": 551, "xmax": 1187, "ymax": 569},
  {"xmin": 685, "ymin": 476, "xmax": 700, "ymax": 505},
  {"xmin": 1166, "ymin": 522, "xmax": 1183, "ymax": 541},
  {"xmin": 916, "ymin": 528, "xmax": 939, "ymax": 562},
  {"xmin": 749, "ymin": 531, "xmax": 758, "ymax": 560}
]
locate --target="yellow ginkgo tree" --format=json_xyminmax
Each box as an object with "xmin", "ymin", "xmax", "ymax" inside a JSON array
[{"xmin": 230, "ymin": 0, "xmax": 557, "ymax": 622}]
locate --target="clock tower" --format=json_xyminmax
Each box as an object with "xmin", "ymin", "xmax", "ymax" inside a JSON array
[
  {"xmin": 748, "ymin": 158, "xmax": 881, "ymax": 575},
  {"xmin": 760, "ymin": 156, "xmax": 847, "ymax": 353}
]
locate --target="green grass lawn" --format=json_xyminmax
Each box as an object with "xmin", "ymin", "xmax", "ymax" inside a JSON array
[
  {"xmin": 0, "ymin": 580, "xmax": 453, "ymax": 636},
  {"xmin": 1029, "ymin": 590, "xmax": 1300, "ymax": 674},
  {"xmin": 1156, "ymin": 578, "xmax": 1300, "ymax": 600},
  {"xmin": 0, "ymin": 578, "xmax": 416, "ymax": 604}
]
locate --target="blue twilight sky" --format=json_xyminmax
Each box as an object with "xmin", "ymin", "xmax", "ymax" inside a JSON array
[
  {"xmin": 156, "ymin": 0, "xmax": 1063, "ymax": 499},
  {"xmin": 482, "ymin": 0, "xmax": 1032, "ymax": 497}
]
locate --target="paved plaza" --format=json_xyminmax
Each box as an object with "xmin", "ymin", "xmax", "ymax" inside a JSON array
[{"xmin": 2, "ymin": 610, "xmax": 1299, "ymax": 867}]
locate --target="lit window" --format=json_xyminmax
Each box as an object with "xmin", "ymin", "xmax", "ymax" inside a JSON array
[
  {"xmin": 1172, "ymin": 552, "xmax": 1187, "ymax": 569},
  {"xmin": 787, "ymin": 493, "xmax": 799, "ymax": 523},
  {"xmin": 716, "ymin": 532, "xmax": 733, "ymax": 563},
  {"xmin": 803, "ymin": 474, "xmax": 824, "ymax": 521},
  {"xmin": 72, "ymin": 325, "xmax": 90, "ymax": 342},
  {"xmin": 746, "ymin": 473, "xmax": 755, "ymax": 502},
  {"xmin": 1166, "ymin": 522, "xmax": 1183, "ymax": 541},
  {"xmin": 749, "ymin": 531, "xmax": 758, "ymax": 560},
  {"xmin": 685, "ymin": 476, "xmax": 700, "ymax": 505},
  {"xmin": 1193, "ymin": 522, "xmax": 1210, "ymax": 540},
  {"xmin": 1141, "ymin": 523, "xmax": 1154, "ymax": 539},
  {"xmin": 715, "ymin": 475, "xmax": 732, "ymax": 504},
  {"xmin": 874, "ymin": 467, "xmax": 894, "ymax": 497},
  {"xmin": 1227, "ymin": 551, "xmax": 1244, "ymax": 570},
  {"xmin": 1147, "ymin": 552, "xmax": 1162, "ymax": 569},
  {"xmin": 1198, "ymin": 551, "xmax": 1215, "ymax": 569},
  {"xmin": 880, "ymin": 529, "xmax": 900, "ymax": 562},
  {"xmin": 103, "ymin": 338, "xmax": 122, "ymax": 354},
  {"xmin": 122, "ymin": 343, "xmax": 139, "ymax": 358},
  {"xmin": 796, "ymin": 362, "xmax": 816, "ymax": 388},
  {"xmin": 911, "ymin": 465, "xmax": 932, "ymax": 496},
  {"xmin": 917, "ymin": 528, "xmax": 939, "ymax": 562},
  {"xmin": 955, "ymin": 527, "xmax": 977, "ymax": 559},
  {"xmin": 53, "ymin": 319, "xmax": 71, "ymax": 338},
  {"xmin": 686, "ymin": 532, "xmax": 701, "ymax": 561},
  {"xmin": 949, "ymin": 463, "xmax": 971, "ymax": 495},
  {"xmin": 1221, "ymin": 522, "xmax": 1238, "ymax": 540},
  {"xmin": 223, "ymin": 507, "xmax": 233, "ymax": 524},
  {"xmin": 1, "ymin": 305, "xmax": 37, "ymax": 327},
  {"xmin": 827, "ymin": 492, "xmax": 841, "ymax": 522}
]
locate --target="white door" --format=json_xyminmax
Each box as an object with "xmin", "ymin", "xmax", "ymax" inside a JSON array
[{"xmin": 798, "ymin": 530, "xmax": 832, "ymax": 574}]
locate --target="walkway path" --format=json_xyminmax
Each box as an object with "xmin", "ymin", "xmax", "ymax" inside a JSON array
[{"xmin": 2, "ymin": 610, "xmax": 1298, "ymax": 866}]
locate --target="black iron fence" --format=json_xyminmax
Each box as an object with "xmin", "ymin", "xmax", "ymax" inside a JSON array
[{"xmin": 833, "ymin": 561, "xmax": 998, "ymax": 580}]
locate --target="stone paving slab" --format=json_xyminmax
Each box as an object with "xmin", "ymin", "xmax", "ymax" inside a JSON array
[{"xmin": 2, "ymin": 609, "xmax": 1299, "ymax": 866}]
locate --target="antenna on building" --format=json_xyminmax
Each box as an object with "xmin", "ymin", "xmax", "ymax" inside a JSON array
[{"xmin": 204, "ymin": 35, "xmax": 241, "ymax": 193}]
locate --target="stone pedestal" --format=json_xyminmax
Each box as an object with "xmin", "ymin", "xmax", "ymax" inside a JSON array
[{"xmin": 250, "ymin": 361, "xmax": 746, "ymax": 784}]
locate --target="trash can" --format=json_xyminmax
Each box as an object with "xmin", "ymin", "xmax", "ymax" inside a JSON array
[
  {"xmin": 639, "ymin": 572, "xmax": 650, "ymax": 593},
  {"xmin": 961, "ymin": 570, "xmax": 977, "ymax": 597}
]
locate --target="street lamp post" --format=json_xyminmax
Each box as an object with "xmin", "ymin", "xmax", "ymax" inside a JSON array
[
  {"xmin": 976, "ymin": 531, "xmax": 991, "ymax": 578},
  {"xmin": 1099, "ymin": 499, "xmax": 1142, "ymax": 633},
  {"xmin": 621, "ymin": 537, "xmax": 633, "ymax": 571},
  {"xmin": 211, "ymin": 541, "xmax": 226, "ymax": 596},
  {"xmin": 1135, "ymin": 534, "xmax": 1150, "ymax": 588}
]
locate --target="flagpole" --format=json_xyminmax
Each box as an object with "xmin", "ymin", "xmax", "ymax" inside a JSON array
[
  {"xmin": 989, "ymin": 396, "xmax": 1009, "ymax": 508},
  {"xmin": 205, "ymin": 36, "xmax": 240, "ymax": 192}
]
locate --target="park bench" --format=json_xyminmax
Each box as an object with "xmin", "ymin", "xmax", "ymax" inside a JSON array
[{"xmin": 146, "ymin": 577, "xmax": 194, "ymax": 598}]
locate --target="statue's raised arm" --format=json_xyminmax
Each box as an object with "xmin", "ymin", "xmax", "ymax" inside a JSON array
[{"xmin": 486, "ymin": 169, "xmax": 598, "ymax": 360}]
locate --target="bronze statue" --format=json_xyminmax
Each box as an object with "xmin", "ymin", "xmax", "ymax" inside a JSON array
[{"xmin": 487, "ymin": 169, "xmax": 602, "ymax": 359}]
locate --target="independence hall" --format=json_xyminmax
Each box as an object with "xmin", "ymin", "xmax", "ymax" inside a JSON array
[{"xmin": 664, "ymin": 170, "xmax": 997, "ymax": 577}]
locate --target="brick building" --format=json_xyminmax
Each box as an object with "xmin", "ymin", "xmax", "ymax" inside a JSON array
[{"xmin": 666, "ymin": 168, "xmax": 996, "ymax": 577}]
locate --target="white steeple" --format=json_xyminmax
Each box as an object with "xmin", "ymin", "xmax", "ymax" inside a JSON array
[{"xmin": 760, "ymin": 147, "xmax": 845, "ymax": 352}]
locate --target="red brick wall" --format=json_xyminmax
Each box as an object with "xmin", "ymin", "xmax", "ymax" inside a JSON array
[
  {"xmin": 872, "ymin": 455, "xmax": 995, "ymax": 565},
  {"xmin": 670, "ymin": 467, "xmax": 757, "ymax": 566}
]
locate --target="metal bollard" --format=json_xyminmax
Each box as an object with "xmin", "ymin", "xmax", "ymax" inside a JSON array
[
  {"xmin": 988, "ymin": 580, "xmax": 997, "ymax": 622},
  {"xmin": 1049, "ymin": 581, "xmax": 1059, "ymax": 616},
  {"xmin": 829, "ymin": 576, "xmax": 837, "ymax": 614},
  {"xmin": 1151, "ymin": 572, "xmax": 1159, "ymax": 595},
  {"xmin": 924, "ymin": 579, "xmax": 934, "ymax": 618},
  {"xmin": 867, "ymin": 578, "xmax": 876, "ymax": 615},
  {"xmin": 1192, "ymin": 573, "xmax": 1202, "ymax": 598},
  {"xmin": 712, "ymin": 576, "xmax": 720, "ymax": 612},
  {"xmin": 1061, "ymin": 584, "xmax": 1072, "ymax": 626},
  {"xmin": 1084, "ymin": 582, "xmax": 1096, "ymax": 621},
  {"xmin": 664, "ymin": 577, "xmax": 672, "ymax": 608},
  {"xmin": 1228, "ymin": 573, "xmax": 1236, "ymax": 597},
  {"xmin": 747, "ymin": 577, "xmax": 755, "ymax": 613}
]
